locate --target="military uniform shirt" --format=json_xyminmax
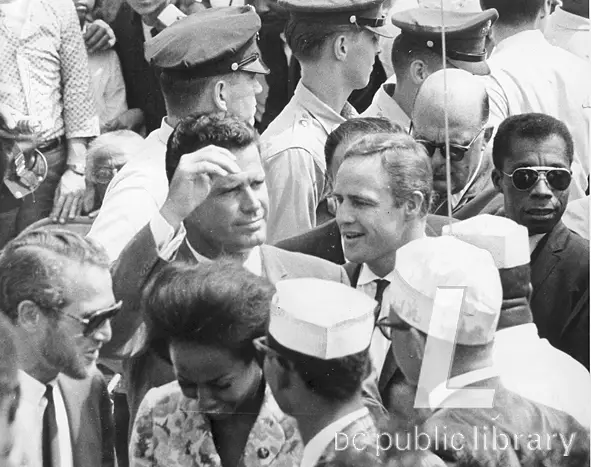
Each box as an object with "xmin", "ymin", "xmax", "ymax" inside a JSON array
[{"xmin": 261, "ymin": 82, "xmax": 358, "ymax": 244}]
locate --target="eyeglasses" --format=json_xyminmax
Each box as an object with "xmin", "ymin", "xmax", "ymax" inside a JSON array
[
  {"xmin": 58, "ymin": 301, "xmax": 122, "ymax": 337},
  {"xmin": 502, "ymin": 166, "xmax": 572, "ymax": 192},
  {"xmin": 375, "ymin": 316, "xmax": 412, "ymax": 341},
  {"xmin": 252, "ymin": 336, "xmax": 283, "ymax": 368},
  {"xmin": 410, "ymin": 123, "xmax": 485, "ymax": 162}
]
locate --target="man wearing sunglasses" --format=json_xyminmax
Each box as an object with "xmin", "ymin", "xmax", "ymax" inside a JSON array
[
  {"xmin": 411, "ymin": 68, "xmax": 496, "ymax": 217},
  {"xmin": 0, "ymin": 228, "xmax": 117, "ymax": 467},
  {"xmin": 491, "ymin": 113, "xmax": 589, "ymax": 369}
]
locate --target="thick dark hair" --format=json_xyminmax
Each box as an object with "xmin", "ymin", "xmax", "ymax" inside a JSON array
[
  {"xmin": 165, "ymin": 112, "xmax": 258, "ymax": 183},
  {"xmin": 480, "ymin": 0, "xmax": 545, "ymax": 25},
  {"xmin": 492, "ymin": 113, "xmax": 574, "ymax": 171},
  {"xmin": 0, "ymin": 228, "xmax": 110, "ymax": 323},
  {"xmin": 142, "ymin": 259, "xmax": 275, "ymax": 362},
  {"xmin": 344, "ymin": 132, "xmax": 433, "ymax": 216},
  {"xmin": 284, "ymin": 16, "xmax": 359, "ymax": 62},
  {"xmin": 391, "ymin": 33, "xmax": 442, "ymax": 78},
  {"xmin": 269, "ymin": 334, "xmax": 370, "ymax": 401},
  {"xmin": 324, "ymin": 117, "xmax": 403, "ymax": 171}
]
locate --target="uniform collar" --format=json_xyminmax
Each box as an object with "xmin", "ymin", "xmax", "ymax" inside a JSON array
[
  {"xmin": 292, "ymin": 82, "xmax": 357, "ymax": 136},
  {"xmin": 491, "ymin": 29, "xmax": 546, "ymax": 57},
  {"xmin": 300, "ymin": 407, "xmax": 369, "ymax": 467},
  {"xmin": 372, "ymin": 79, "xmax": 411, "ymax": 131},
  {"xmin": 551, "ymin": 7, "xmax": 590, "ymax": 31},
  {"xmin": 428, "ymin": 366, "xmax": 500, "ymax": 410}
]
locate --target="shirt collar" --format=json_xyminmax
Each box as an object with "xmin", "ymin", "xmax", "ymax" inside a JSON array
[
  {"xmin": 184, "ymin": 241, "xmax": 263, "ymax": 277},
  {"xmin": 373, "ymin": 82, "xmax": 411, "ymax": 131},
  {"xmin": 293, "ymin": 82, "xmax": 357, "ymax": 136},
  {"xmin": 18, "ymin": 370, "xmax": 57, "ymax": 405},
  {"xmin": 300, "ymin": 407, "xmax": 369, "ymax": 467},
  {"xmin": 357, "ymin": 263, "xmax": 398, "ymax": 287},
  {"xmin": 491, "ymin": 29, "xmax": 545, "ymax": 57},
  {"xmin": 428, "ymin": 366, "xmax": 500, "ymax": 410},
  {"xmin": 552, "ymin": 7, "xmax": 590, "ymax": 31},
  {"xmin": 494, "ymin": 323, "xmax": 538, "ymax": 345},
  {"xmin": 156, "ymin": 118, "xmax": 175, "ymax": 146}
]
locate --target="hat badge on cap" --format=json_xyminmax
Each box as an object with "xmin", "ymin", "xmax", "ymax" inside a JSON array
[{"xmin": 427, "ymin": 40, "xmax": 434, "ymax": 48}]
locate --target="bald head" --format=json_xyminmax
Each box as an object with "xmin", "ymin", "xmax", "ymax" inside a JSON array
[
  {"xmin": 411, "ymin": 69, "xmax": 491, "ymax": 197},
  {"xmin": 413, "ymin": 68, "xmax": 489, "ymax": 129}
]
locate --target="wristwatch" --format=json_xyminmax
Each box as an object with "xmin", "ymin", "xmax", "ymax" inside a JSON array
[{"xmin": 66, "ymin": 163, "xmax": 86, "ymax": 176}]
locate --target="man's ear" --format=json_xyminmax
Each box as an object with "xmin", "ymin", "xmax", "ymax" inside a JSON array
[
  {"xmin": 491, "ymin": 168, "xmax": 503, "ymax": 194},
  {"xmin": 212, "ymin": 79, "xmax": 229, "ymax": 113},
  {"xmin": 16, "ymin": 300, "xmax": 43, "ymax": 333},
  {"xmin": 408, "ymin": 59, "xmax": 430, "ymax": 86},
  {"xmin": 333, "ymin": 34, "xmax": 349, "ymax": 62},
  {"xmin": 404, "ymin": 191, "xmax": 425, "ymax": 220},
  {"xmin": 483, "ymin": 126, "xmax": 494, "ymax": 145}
]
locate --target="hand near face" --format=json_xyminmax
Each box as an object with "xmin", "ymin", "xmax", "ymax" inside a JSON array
[{"xmin": 160, "ymin": 145, "xmax": 241, "ymax": 231}]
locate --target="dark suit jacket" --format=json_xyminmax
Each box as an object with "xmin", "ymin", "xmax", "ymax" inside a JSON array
[
  {"xmin": 275, "ymin": 215, "xmax": 455, "ymax": 266},
  {"xmin": 101, "ymin": 222, "xmax": 351, "ymax": 426},
  {"xmin": 110, "ymin": 2, "xmax": 166, "ymax": 134},
  {"xmin": 422, "ymin": 377, "xmax": 590, "ymax": 466},
  {"xmin": 530, "ymin": 221, "xmax": 590, "ymax": 369},
  {"xmin": 20, "ymin": 370, "xmax": 116, "ymax": 467}
]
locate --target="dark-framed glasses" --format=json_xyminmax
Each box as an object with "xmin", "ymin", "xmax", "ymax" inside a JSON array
[
  {"xmin": 410, "ymin": 122, "xmax": 485, "ymax": 162},
  {"xmin": 376, "ymin": 316, "xmax": 412, "ymax": 341},
  {"xmin": 502, "ymin": 166, "xmax": 572, "ymax": 192},
  {"xmin": 58, "ymin": 301, "xmax": 122, "ymax": 337}
]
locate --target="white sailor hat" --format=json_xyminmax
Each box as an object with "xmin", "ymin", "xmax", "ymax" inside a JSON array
[
  {"xmin": 442, "ymin": 214, "xmax": 530, "ymax": 269},
  {"xmin": 386, "ymin": 236, "xmax": 502, "ymax": 345},
  {"xmin": 269, "ymin": 278, "xmax": 376, "ymax": 360}
]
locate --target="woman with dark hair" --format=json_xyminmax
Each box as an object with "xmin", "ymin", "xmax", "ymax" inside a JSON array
[{"xmin": 129, "ymin": 259, "xmax": 302, "ymax": 467}]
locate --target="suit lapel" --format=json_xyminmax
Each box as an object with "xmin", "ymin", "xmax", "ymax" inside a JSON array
[
  {"xmin": 260, "ymin": 245, "xmax": 289, "ymax": 283},
  {"xmin": 530, "ymin": 223, "xmax": 567, "ymax": 302}
]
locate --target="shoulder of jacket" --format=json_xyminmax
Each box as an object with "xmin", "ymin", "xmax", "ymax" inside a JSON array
[{"xmin": 261, "ymin": 111, "xmax": 326, "ymax": 160}]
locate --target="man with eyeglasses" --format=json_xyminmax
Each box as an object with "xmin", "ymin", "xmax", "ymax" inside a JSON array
[
  {"xmin": 0, "ymin": 227, "xmax": 117, "ymax": 467},
  {"xmin": 491, "ymin": 112, "xmax": 590, "ymax": 369},
  {"xmin": 410, "ymin": 68, "xmax": 496, "ymax": 218}
]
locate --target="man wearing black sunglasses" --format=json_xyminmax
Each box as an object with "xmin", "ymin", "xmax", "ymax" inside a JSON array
[
  {"xmin": 411, "ymin": 68, "xmax": 495, "ymax": 217},
  {"xmin": 0, "ymin": 227, "xmax": 117, "ymax": 467},
  {"xmin": 491, "ymin": 113, "xmax": 589, "ymax": 369}
]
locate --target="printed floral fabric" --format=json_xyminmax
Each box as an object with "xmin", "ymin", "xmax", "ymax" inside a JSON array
[{"xmin": 130, "ymin": 381, "xmax": 303, "ymax": 467}]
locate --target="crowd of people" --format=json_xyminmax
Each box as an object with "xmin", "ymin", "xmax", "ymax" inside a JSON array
[{"xmin": 0, "ymin": 0, "xmax": 590, "ymax": 466}]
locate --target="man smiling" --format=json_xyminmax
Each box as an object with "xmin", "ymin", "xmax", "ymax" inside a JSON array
[{"xmin": 491, "ymin": 113, "xmax": 589, "ymax": 369}]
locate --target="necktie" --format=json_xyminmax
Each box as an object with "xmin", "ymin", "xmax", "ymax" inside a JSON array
[
  {"xmin": 42, "ymin": 385, "xmax": 58, "ymax": 467},
  {"xmin": 373, "ymin": 279, "xmax": 390, "ymax": 323}
]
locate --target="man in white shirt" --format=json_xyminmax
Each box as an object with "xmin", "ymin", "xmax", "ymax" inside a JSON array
[
  {"xmin": 444, "ymin": 214, "xmax": 591, "ymax": 428},
  {"xmin": 255, "ymin": 278, "xmax": 383, "ymax": 467},
  {"xmin": 380, "ymin": 235, "xmax": 589, "ymax": 463},
  {"xmin": 332, "ymin": 131, "xmax": 433, "ymax": 409},
  {"xmin": 363, "ymin": 8, "xmax": 498, "ymax": 131},
  {"xmin": 87, "ymin": 6, "xmax": 269, "ymax": 262},
  {"xmin": 481, "ymin": 0, "xmax": 591, "ymax": 202},
  {"xmin": 0, "ymin": 227, "xmax": 118, "ymax": 467}
]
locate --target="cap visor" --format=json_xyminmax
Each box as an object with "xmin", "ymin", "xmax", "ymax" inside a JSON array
[
  {"xmin": 365, "ymin": 25, "xmax": 393, "ymax": 38},
  {"xmin": 241, "ymin": 57, "xmax": 270, "ymax": 75},
  {"xmin": 447, "ymin": 58, "xmax": 490, "ymax": 76}
]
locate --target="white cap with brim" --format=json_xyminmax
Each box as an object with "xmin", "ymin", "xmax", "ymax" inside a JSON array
[
  {"xmin": 442, "ymin": 214, "xmax": 530, "ymax": 269},
  {"xmin": 386, "ymin": 236, "xmax": 502, "ymax": 346},
  {"xmin": 269, "ymin": 278, "xmax": 376, "ymax": 360}
]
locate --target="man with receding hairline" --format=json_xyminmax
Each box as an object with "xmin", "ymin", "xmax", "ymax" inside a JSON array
[{"xmin": 411, "ymin": 68, "xmax": 496, "ymax": 217}]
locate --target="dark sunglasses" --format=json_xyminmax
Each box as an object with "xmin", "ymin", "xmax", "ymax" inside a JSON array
[
  {"xmin": 410, "ymin": 123, "xmax": 485, "ymax": 162},
  {"xmin": 252, "ymin": 336, "xmax": 284, "ymax": 367},
  {"xmin": 58, "ymin": 301, "xmax": 122, "ymax": 337},
  {"xmin": 375, "ymin": 316, "xmax": 412, "ymax": 341},
  {"xmin": 502, "ymin": 166, "xmax": 572, "ymax": 192}
]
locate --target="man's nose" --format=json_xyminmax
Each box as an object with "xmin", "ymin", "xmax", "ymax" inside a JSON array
[{"xmin": 530, "ymin": 175, "xmax": 553, "ymax": 197}]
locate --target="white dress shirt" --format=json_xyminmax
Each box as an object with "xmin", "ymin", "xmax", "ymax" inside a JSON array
[
  {"xmin": 300, "ymin": 407, "xmax": 369, "ymax": 467},
  {"xmin": 545, "ymin": 7, "xmax": 591, "ymax": 62},
  {"xmin": 493, "ymin": 323, "xmax": 591, "ymax": 427},
  {"xmin": 149, "ymin": 209, "xmax": 263, "ymax": 276},
  {"xmin": 356, "ymin": 265, "xmax": 399, "ymax": 375},
  {"xmin": 87, "ymin": 48, "xmax": 127, "ymax": 128},
  {"xmin": 484, "ymin": 29, "xmax": 591, "ymax": 202},
  {"xmin": 10, "ymin": 371, "xmax": 73, "ymax": 467},
  {"xmin": 87, "ymin": 118, "xmax": 173, "ymax": 262}
]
